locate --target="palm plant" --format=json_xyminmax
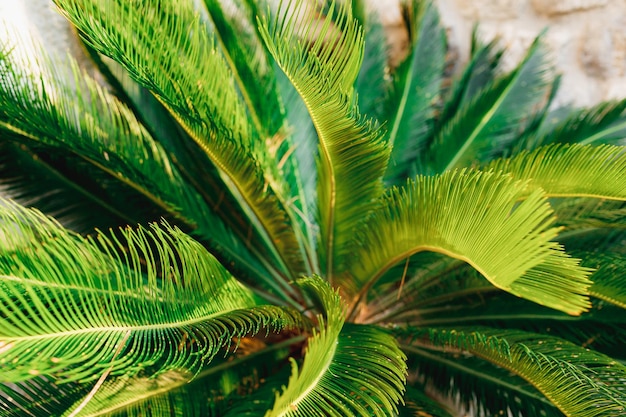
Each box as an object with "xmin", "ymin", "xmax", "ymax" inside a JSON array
[{"xmin": 1, "ymin": 0, "xmax": 626, "ymax": 415}]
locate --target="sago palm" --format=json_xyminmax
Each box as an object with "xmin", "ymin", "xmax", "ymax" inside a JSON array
[{"xmin": 1, "ymin": 0, "xmax": 625, "ymax": 415}]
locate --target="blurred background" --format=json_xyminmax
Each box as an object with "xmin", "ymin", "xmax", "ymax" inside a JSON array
[{"xmin": 2, "ymin": 0, "xmax": 626, "ymax": 107}]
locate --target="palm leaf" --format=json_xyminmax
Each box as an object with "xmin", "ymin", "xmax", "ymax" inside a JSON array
[
  {"xmin": 574, "ymin": 251, "xmax": 626, "ymax": 309},
  {"xmin": 348, "ymin": 169, "xmax": 592, "ymax": 315},
  {"xmin": 262, "ymin": 277, "xmax": 407, "ymax": 416},
  {"xmin": 0, "ymin": 142, "xmax": 144, "ymax": 233},
  {"xmin": 258, "ymin": 0, "xmax": 389, "ymax": 278},
  {"xmin": 1, "ymin": 377, "xmax": 90, "ymax": 417},
  {"xmin": 532, "ymin": 99, "xmax": 626, "ymax": 147},
  {"xmin": 419, "ymin": 328, "xmax": 626, "ymax": 417},
  {"xmin": 56, "ymin": 333, "xmax": 304, "ymax": 417},
  {"xmin": 434, "ymin": 31, "xmax": 504, "ymax": 135},
  {"xmin": 0, "ymin": 199, "xmax": 302, "ymax": 386},
  {"xmin": 0, "ymin": 42, "xmax": 279, "ymax": 293},
  {"xmin": 428, "ymin": 36, "xmax": 553, "ymax": 172},
  {"xmin": 201, "ymin": 0, "xmax": 284, "ymax": 138},
  {"xmin": 54, "ymin": 0, "xmax": 307, "ymax": 278},
  {"xmin": 385, "ymin": 0, "xmax": 446, "ymax": 182},
  {"xmin": 353, "ymin": 3, "xmax": 389, "ymax": 121},
  {"xmin": 485, "ymin": 143, "xmax": 626, "ymax": 200},
  {"xmin": 402, "ymin": 342, "xmax": 563, "ymax": 417},
  {"xmin": 397, "ymin": 386, "xmax": 455, "ymax": 417}
]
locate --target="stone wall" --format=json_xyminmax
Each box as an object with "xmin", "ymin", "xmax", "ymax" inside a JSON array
[
  {"xmin": 369, "ymin": 0, "xmax": 626, "ymax": 107},
  {"xmin": 3, "ymin": 0, "xmax": 626, "ymax": 107}
]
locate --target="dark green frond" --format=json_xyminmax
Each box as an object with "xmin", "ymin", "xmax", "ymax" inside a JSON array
[
  {"xmin": 402, "ymin": 341, "xmax": 563, "ymax": 417},
  {"xmin": 421, "ymin": 328, "xmax": 626, "ymax": 417},
  {"xmin": 202, "ymin": 0, "xmax": 284, "ymax": 137},
  {"xmin": 348, "ymin": 169, "xmax": 592, "ymax": 315},
  {"xmin": 428, "ymin": 36, "xmax": 553, "ymax": 172},
  {"xmin": 385, "ymin": 0, "xmax": 446, "ymax": 182},
  {"xmin": 259, "ymin": 0, "xmax": 389, "ymax": 278},
  {"xmin": 354, "ymin": 5, "xmax": 389, "ymax": 120},
  {"xmin": 0, "ymin": 200, "xmax": 301, "ymax": 385},
  {"xmin": 435, "ymin": 30, "xmax": 505, "ymax": 133},
  {"xmin": 532, "ymin": 98, "xmax": 626, "ymax": 147},
  {"xmin": 397, "ymin": 386, "xmax": 455, "ymax": 417}
]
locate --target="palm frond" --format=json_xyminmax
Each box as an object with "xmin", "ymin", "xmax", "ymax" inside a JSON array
[
  {"xmin": 402, "ymin": 342, "xmax": 563, "ymax": 417},
  {"xmin": 348, "ymin": 169, "xmax": 592, "ymax": 315},
  {"xmin": 0, "ymin": 42, "xmax": 208, "ymax": 232},
  {"xmin": 0, "ymin": 199, "xmax": 302, "ymax": 385},
  {"xmin": 486, "ymin": 143, "xmax": 626, "ymax": 200},
  {"xmin": 258, "ymin": 0, "xmax": 389, "ymax": 278},
  {"xmin": 1, "ymin": 377, "xmax": 90, "ymax": 417},
  {"xmin": 428, "ymin": 36, "xmax": 553, "ymax": 172},
  {"xmin": 385, "ymin": 0, "xmax": 446, "ymax": 182},
  {"xmin": 574, "ymin": 251, "xmax": 626, "ymax": 309},
  {"xmin": 54, "ymin": 0, "xmax": 307, "ymax": 278},
  {"xmin": 353, "ymin": 3, "xmax": 389, "ymax": 120},
  {"xmin": 532, "ymin": 99, "xmax": 626, "ymax": 147},
  {"xmin": 397, "ymin": 386, "xmax": 455, "ymax": 417},
  {"xmin": 420, "ymin": 328, "xmax": 626, "ymax": 417},
  {"xmin": 435, "ymin": 30, "xmax": 504, "ymax": 133},
  {"xmin": 201, "ymin": 0, "xmax": 284, "ymax": 138},
  {"xmin": 0, "ymin": 141, "xmax": 144, "ymax": 233},
  {"xmin": 263, "ymin": 277, "xmax": 407, "ymax": 416},
  {"xmin": 0, "ymin": 41, "xmax": 281, "ymax": 293}
]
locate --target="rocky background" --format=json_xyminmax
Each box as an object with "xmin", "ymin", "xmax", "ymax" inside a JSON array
[
  {"xmin": 370, "ymin": 0, "xmax": 626, "ymax": 108},
  {"xmin": 2, "ymin": 0, "xmax": 626, "ymax": 107}
]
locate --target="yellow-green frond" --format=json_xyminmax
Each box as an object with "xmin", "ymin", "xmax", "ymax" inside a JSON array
[
  {"xmin": 0, "ymin": 199, "xmax": 302, "ymax": 385},
  {"xmin": 486, "ymin": 143, "xmax": 626, "ymax": 200},
  {"xmin": 425, "ymin": 328, "xmax": 626, "ymax": 417},
  {"xmin": 348, "ymin": 170, "xmax": 592, "ymax": 315},
  {"xmin": 259, "ymin": 0, "xmax": 390, "ymax": 278},
  {"xmin": 264, "ymin": 277, "xmax": 406, "ymax": 416}
]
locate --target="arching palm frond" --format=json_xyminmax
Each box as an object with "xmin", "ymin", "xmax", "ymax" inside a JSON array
[
  {"xmin": 263, "ymin": 277, "xmax": 406, "ymax": 417},
  {"xmin": 54, "ymin": 0, "xmax": 307, "ymax": 279},
  {"xmin": 412, "ymin": 328, "xmax": 626, "ymax": 417},
  {"xmin": 258, "ymin": 0, "xmax": 389, "ymax": 278},
  {"xmin": 486, "ymin": 143, "xmax": 626, "ymax": 200},
  {"xmin": 0, "ymin": 199, "xmax": 302, "ymax": 387},
  {"xmin": 348, "ymin": 169, "xmax": 591, "ymax": 315},
  {"xmin": 402, "ymin": 342, "xmax": 563, "ymax": 417}
]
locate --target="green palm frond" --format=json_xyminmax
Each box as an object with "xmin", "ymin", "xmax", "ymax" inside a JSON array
[
  {"xmin": 420, "ymin": 328, "xmax": 626, "ymax": 417},
  {"xmin": 353, "ymin": 3, "xmax": 389, "ymax": 120},
  {"xmin": 0, "ymin": 44, "xmax": 208, "ymax": 231},
  {"xmin": 531, "ymin": 99, "xmax": 626, "ymax": 147},
  {"xmin": 397, "ymin": 387, "xmax": 454, "ymax": 417},
  {"xmin": 264, "ymin": 277, "xmax": 407, "ymax": 417},
  {"xmin": 54, "ymin": 0, "xmax": 307, "ymax": 278},
  {"xmin": 575, "ymin": 251, "xmax": 626, "ymax": 309},
  {"xmin": 486, "ymin": 143, "xmax": 626, "ymax": 200},
  {"xmin": 348, "ymin": 169, "xmax": 591, "ymax": 315},
  {"xmin": 0, "ymin": 141, "xmax": 145, "ymax": 233},
  {"xmin": 384, "ymin": 0, "xmax": 446, "ymax": 182},
  {"xmin": 259, "ymin": 0, "xmax": 389, "ymax": 278},
  {"xmin": 201, "ymin": 0, "xmax": 284, "ymax": 137},
  {"xmin": 0, "ymin": 199, "xmax": 301, "ymax": 384},
  {"xmin": 1, "ymin": 377, "xmax": 90, "ymax": 417},
  {"xmin": 0, "ymin": 41, "xmax": 277, "ymax": 290},
  {"xmin": 428, "ymin": 36, "xmax": 552, "ymax": 172},
  {"xmin": 402, "ymin": 342, "xmax": 563, "ymax": 417}
]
